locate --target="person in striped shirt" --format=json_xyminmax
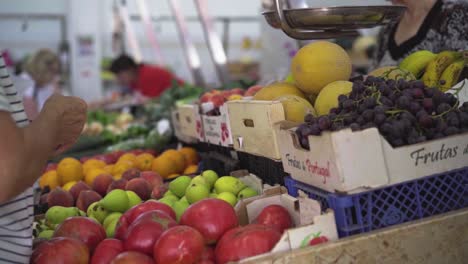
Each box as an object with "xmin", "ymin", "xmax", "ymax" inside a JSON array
[{"xmin": 0, "ymin": 54, "xmax": 87, "ymax": 263}]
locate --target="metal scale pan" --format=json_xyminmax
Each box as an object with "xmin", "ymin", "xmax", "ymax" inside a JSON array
[{"xmin": 262, "ymin": 0, "xmax": 406, "ymax": 39}]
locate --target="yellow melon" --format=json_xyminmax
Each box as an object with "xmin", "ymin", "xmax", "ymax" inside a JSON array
[
  {"xmin": 253, "ymin": 82, "xmax": 305, "ymax": 101},
  {"xmin": 291, "ymin": 41, "xmax": 352, "ymax": 95},
  {"xmin": 315, "ymin": 81, "xmax": 353, "ymax": 116},
  {"xmin": 275, "ymin": 95, "xmax": 316, "ymax": 123}
]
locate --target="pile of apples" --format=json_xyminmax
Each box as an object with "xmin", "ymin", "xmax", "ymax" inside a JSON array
[
  {"xmin": 198, "ymin": 85, "xmax": 262, "ymax": 115},
  {"xmin": 32, "ymin": 195, "xmax": 296, "ymax": 264}
]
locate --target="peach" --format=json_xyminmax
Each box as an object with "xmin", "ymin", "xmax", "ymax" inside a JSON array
[
  {"xmin": 92, "ymin": 174, "xmax": 114, "ymax": 196},
  {"xmin": 47, "ymin": 188, "xmax": 74, "ymax": 208},
  {"xmin": 122, "ymin": 168, "xmax": 141, "ymax": 181},
  {"xmin": 106, "ymin": 179, "xmax": 128, "ymax": 193},
  {"xmin": 76, "ymin": 190, "xmax": 102, "ymax": 212},
  {"xmin": 125, "ymin": 178, "xmax": 151, "ymax": 200},
  {"xmin": 151, "ymin": 183, "xmax": 169, "ymax": 200},
  {"xmin": 140, "ymin": 171, "xmax": 163, "ymax": 188},
  {"xmin": 69, "ymin": 181, "xmax": 91, "ymax": 202}
]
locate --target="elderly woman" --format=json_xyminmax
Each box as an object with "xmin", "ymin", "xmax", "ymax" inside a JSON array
[
  {"xmin": 374, "ymin": 0, "xmax": 468, "ymax": 67},
  {"xmin": 22, "ymin": 49, "xmax": 62, "ymax": 119}
]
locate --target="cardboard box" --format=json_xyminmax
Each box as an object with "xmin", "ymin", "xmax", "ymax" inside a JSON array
[
  {"xmin": 201, "ymin": 104, "xmax": 233, "ymax": 146},
  {"xmin": 228, "ymin": 100, "xmax": 287, "ymax": 160},
  {"xmin": 235, "ymin": 186, "xmax": 338, "ymax": 255},
  {"xmin": 178, "ymin": 104, "xmax": 201, "ymax": 140},
  {"xmin": 171, "ymin": 110, "xmax": 198, "ymax": 144},
  {"xmin": 277, "ymin": 121, "xmax": 468, "ymax": 194}
]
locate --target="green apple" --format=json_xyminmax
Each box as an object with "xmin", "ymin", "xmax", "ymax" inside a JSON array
[
  {"xmin": 158, "ymin": 196, "xmax": 178, "ymax": 207},
  {"xmin": 100, "ymin": 189, "xmax": 129, "ymax": 213},
  {"xmin": 216, "ymin": 192, "xmax": 238, "ymax": 207},
  {"xmin": 126, "ymin": 191, "xmax": 142, "ymax": 209},
  {"xmin": 169, "ymin": 176, "xmax": 192, "ymax": 197},
  {"xmin": 172, "ymin": 200, "xmax": 190, "ymax": 221},
  {"xmin": 185, "ymin": 183, "xmax": 210, "ymax": 204},
  {"xmin": 237, "ymin": 187, "xmax": 258, "ymax": 200},
  {"xmin": 106, "ymin": 218, "xmax": 119, "ymax": 238},
  {"xmin": 103, "ymin": 212, "xmax": 122, "ymax": 229},
  {"xmin": 209, "ymin": 193, "xmax": 218, "ymax": 198},
  {"xmin": 179, "ymin": 196, "xmax": 188, "ymax": 203},
  {"xmin": 214, "ymin": 176, "xmax": 246, "ymax": 195},
  {"xmin": 201, "ymin": 170, "xmax": 219, "ymax": 187},
  {"xmin": 87, "ymin": 202, "xmax": 110, "ymax": 223},
  {"xmin": 191, "ymin": 175, "xmax": 209, "ymax": 189}
]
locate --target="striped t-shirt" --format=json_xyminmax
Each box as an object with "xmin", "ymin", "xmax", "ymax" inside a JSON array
[{"xmin": 0, "ymin": 54, "xmax": 34, "ymax": 264}]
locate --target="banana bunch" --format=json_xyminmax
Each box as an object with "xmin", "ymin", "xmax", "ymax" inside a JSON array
[{"xmin": 399, "ymin": 50, "xmax": 467, "ymax": 91}]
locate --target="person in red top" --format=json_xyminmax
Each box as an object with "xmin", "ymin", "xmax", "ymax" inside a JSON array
[{"xmin": 110, "ymin": 54, "xmax": 182, "ymax": 98}]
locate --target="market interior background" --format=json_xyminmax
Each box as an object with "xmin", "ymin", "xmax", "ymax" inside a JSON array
[{"xmin": 0, "ymin": 0, "xmax": 385, "ymax": 101}]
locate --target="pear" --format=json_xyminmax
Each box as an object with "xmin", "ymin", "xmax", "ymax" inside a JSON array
[
  {"xmin": 209, "ymin": 193, "xmax": 218, "ymax": 198},
  {"xmin": 172, "ymin": 200, "xmax": 190, "ymax": 221},
  {"xmin": 217, "ymin": 192, "xmax": 238, "ymax": 207},
  {"xmin": 106, "ymin": 218, "xmax": 119, "ymax": 238},
  {"xmin": 185, "ymin": 183, "xmax": 210, "ymax": 204},
  {"xmin": 158, "ymin": 196, "xmax": 178, "ymax": 207},
  {"xmin": 38, "ymin": 230, "xmax": 54, "ymax": 239},
  {"xmin": 45, "ymin": 206, "xmax": 81, "ymax": 225},
  {"xmin": 179, "ymin": 196, "xmax": 188, "ymax": 204},
  {"xmin": 237, "ymin": 187, "xmax": 258, "ymax": 200},
  {"xmin": 214, "ymin": 176, "xmax": 246, "ymax": 195},
  {"xmin": 87, "ymin": 202, "xmax": 110, "ymax": 223},
  {"xmin": 103, "ymin": 212, "xmax": 122, "ymax": 229},
  {"xmin": 100, "ymin": 189, "xmax": 129, "ymax": 213},
  {"xmin": 169, "ymin": 176, "xmax": 192, "ymax": 197},
  {"xmin": 191, "ymin": 176, "xmax": 210, "ymax": 189},
  {"xmin": 126, "ymin": 190, "xmax": 142, "ymax": 209},
  {"xmin": 201, "ymin": 170, "xmax": 219, "ymax": 187}
]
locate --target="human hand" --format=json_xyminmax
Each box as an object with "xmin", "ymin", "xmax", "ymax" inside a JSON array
[{"xmin": 39, "ymin": 94, "xmax": 87, "ymax": 155}]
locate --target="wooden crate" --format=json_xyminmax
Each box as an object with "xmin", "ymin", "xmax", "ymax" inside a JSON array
[
  {"xmin": 240, "ymin": 208, "xmax": 468, "ymax": 264},
  {"xmin": 227, "ymin": 100, "xmax": 286, "ymax": 160},
  {"xmin": 178, "ymin": 104, "xmax": 200, "ymax": 140},
  {"xmin": 171, "ymin": 109, "xmax": 197, "ymax": 144}
]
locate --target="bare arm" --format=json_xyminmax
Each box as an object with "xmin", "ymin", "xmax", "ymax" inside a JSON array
[
  {"xmin": 0, "ymin": 94, "xmax": 86, "ymax": 203},
  {"xmin": 0, "ymin": 111, "xmax": 55, "ymax": 202}
]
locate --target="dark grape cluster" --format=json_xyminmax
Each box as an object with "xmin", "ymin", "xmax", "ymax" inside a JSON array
[{"xmin": 297, "ymin": 76, "xmax": 468, "ymax": 150}]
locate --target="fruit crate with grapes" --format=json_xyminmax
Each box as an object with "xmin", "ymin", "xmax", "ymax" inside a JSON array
[
  {"xmin": 227, "ymin": 100, "xmax": 286, "ymax": 160},
  {"xmin": 277, "ymin": 76, "xmax": 468, "ymax": 193},
  {"xmin": 284, "ymin": 166, "xmax": 468, "ymax": 238}
]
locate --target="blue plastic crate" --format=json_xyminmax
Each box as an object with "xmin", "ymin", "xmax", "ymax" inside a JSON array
[{"xmin": 284, "ymin": 167, "xmax": 468, "ymax": 238}]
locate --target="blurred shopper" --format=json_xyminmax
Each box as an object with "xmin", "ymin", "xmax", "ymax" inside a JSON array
[
  {"xmin": 21, "ymin": 49, "xmax": 62, "ymax": 119},
  {"xmin": 0, "ymin": 54, "xmax": 86, "ymax": 263},
  {"xmin": 110, "ymin": 54, "xmax": 183, "ymax": 98}
]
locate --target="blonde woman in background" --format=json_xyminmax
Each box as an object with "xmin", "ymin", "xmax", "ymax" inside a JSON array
[{"xmin": 22, "ymin": 49, "xmax": 62, "ymax": 119}]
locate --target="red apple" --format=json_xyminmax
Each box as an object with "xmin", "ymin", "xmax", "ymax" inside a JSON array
[
  {"xmin": 53, "ymin": 217, "xmax": 106, "ymax": 253},
  {"xmin": 122, "ymin": 168, "xmax": 141, "ymax": 181},
  {"xmin": 110, "ymin": 251, "xmax": 154, "ymax": 264},
  {"xmin": 124, "ymin": 210, "xmax": 177, "ymax": 255},
  {"xmin": 200, "ymin": 93, "xmax": 213, "ymax": 104},
  {"xmin": 180, "ymin": 198, "xmax": 238, "ymax": 245},
  {"xmin": 254, "ymin": 204, "xmax": 293, "ymax": 233},
  {"xmin": 151, "ymin": 184, "xmax": 168, "ymax": 199},
  {"xmin": 125, "ymin": 200, "xmax": 176, "ymax": 224},
  {"xmin": 230, "ymin": 88, "xmax": 245, "ymax": 96},
  {"xmin": 245, "ymin": 85, "xmax": 262, "ymax": 97},
  {"xmin": 91, "ymin": 239, "xmax": 124, "ymax": 264},
  {"xmin": 215, "ymin": 224, "xmax": 282, "ymax": 264},
  {"xmin": 153, "ymin": 226, "xmax": 205, "ymax": 264},
  {"xmin": 210, "ymin": 94, "xmax": 225, "ymax": 108},
  {"xmin": 125, "ymin": 178, "xmax": 151, "ymax": 200},
  {"xmin": 31, "ymin": 237, "xmax": 89, "ymax": 264},
  {"xmin": 47, "ymin": 187, "xmax": 74, "ymax": 208},
  {"xmin": 114, "ymin": 215, "xmax": 130, "ymax": 241},
  {"xmin": 140, "ymin": 171, "xmax": 163, "ymax": 188}
]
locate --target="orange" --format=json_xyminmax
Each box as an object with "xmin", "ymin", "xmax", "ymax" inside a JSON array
[
  {"xmin": 179, "ymin": 147, "xmax": 199, "ymax": 165},
  {"xmin": 118, "ymin": 153, "xmax": 137, "ymax": 164},
  {"xmin": 103, "ymin": 165, "xmax": 114, "ymax": 174},
  {"xmin": 57, "ymin": 157, "xmax": 83, "ymax": 185},
  {"xmin": 112, "ymin": 160, "xmax": 134, "ymax": 176},
  {"xmin": 39, "ymin": 170, "xmax": 60, "ymax": 190},
  {"xmin": 161, "ymin": 149, "xmax": 186, "ymax": 173},
  {"xmin": 82, "ymin": 159, "xmax": 106, "ymax": 175},
  {"xmin": 135, "ymin": 153, "xmax": 154, "ymax": 171},
  {"xmin": 62, "ymin": 181, "xmax": 77, "ymax": 191},
  {"xmin": 85, "ymin": 168, "xmax": 107, "ymax": 185},
  {"xmin": 151, "ymin": 156, "xmax": 178, "ymax": 178},
  {"xmin": 183, "ymin": 165, "xmax": 198, "ymax": 175}
]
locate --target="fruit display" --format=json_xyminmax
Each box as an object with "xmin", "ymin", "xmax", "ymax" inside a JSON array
[
  {"xmin": 199, "ymin": 88, "xmax": 246, "ymax": 115},
  {"xmin": 296, "ymin": 76, "xmax": 468, "ymax": 149}
]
